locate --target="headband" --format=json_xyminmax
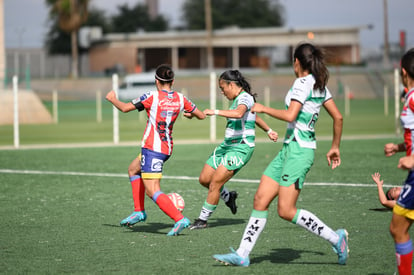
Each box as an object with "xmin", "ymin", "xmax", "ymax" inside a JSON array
[{"xmin": 155, "ymin": 73, "xmax": 174, "ymax": 82}]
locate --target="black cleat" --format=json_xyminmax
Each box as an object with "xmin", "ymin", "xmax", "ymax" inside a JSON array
[
  {"xmin": 189, "ymin": 219, "xmax": 207, "ymax": 230},
  {"xmin": 225, "ymin": 191, "xmax": 238, "ymax": 215}
]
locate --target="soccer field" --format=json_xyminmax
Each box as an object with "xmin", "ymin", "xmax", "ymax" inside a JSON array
[{"xmin": 0, "ymin": 138, "xmax": 409, "ymax": 274}]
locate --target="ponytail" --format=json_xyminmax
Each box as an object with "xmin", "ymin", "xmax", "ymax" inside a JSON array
[
  {"xmin": 294, "ymin": 43, "xmax": 329, "ymax": 91},
  {"xmin": 219, "ymin": 70, "xmax": 257, "ymax": 101}
]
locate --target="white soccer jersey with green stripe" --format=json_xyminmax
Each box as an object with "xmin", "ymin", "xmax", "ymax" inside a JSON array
[
  {"xmin": 223, "ymin": 91, "xmax": 256, "ymax": 147},
  {"xmin": 284, "ymin": 74, "xmax": 332, "ymax": 149}
]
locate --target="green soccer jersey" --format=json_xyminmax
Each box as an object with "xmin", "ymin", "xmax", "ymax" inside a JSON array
[
  {"xmin": 223, "ymin": 91, "xmax": 256, "ymax": 147},
  {"xmin": 284, "ymin": 74, "xmax": 332, "ymax": 149}
]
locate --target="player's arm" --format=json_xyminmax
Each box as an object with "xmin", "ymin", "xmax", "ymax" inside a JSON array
[
  {"xmin": 255, "ymin": 115, "xmax": 278, "ymax": 142},
  {"xmin": 251, "ymin": 101, "xmax": 302, "ymax": 123},
  {"xmin": 204, "ymin": 104, "xmax": 247, "ymax": 119},
  {"xmin": 384, "ymin": 143, "xmax": 406, "ymax": 157},
  {"xmin": 183, "ymin": 107, "xmax": 206, "ymax": 120},
  {"xmin": 323, "ymin": 98, "xmax": 343, "ymax": 170},
  {"xmin": 398, "ymin": 155, "xmax": 414, "ymax": 170},
  {"xmin": 105, "ymin": 90, "xmax": 136, "ymax": 113},
  {"xmin": 371, "ymin": 172, "xmax": 396, "ymax": 209}
]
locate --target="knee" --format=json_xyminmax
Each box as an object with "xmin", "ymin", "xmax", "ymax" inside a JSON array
[
  {"xmin": 128, "ymin": 167, "xmax": 138, "ymax": 177},
  {"xmin": 199, "ymin": 175, "xmax": 210, "ymax": 188},
  {"xmin": 389, "ymin": 223, "xmax": 400, "ymax": 241},
  {"xmin": 277, "ymin": 204, "xmax": 295, "ymax": 221},
  {"xmin": 253, "ymin": 192, "xmax": 268, "ymax": 211},
  {"xmin": 128, "ymin": 164, "xmax": 140, "ymax": 177}
]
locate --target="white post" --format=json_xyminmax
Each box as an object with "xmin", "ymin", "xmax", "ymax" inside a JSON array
[
  {"xmin": 384, "ymin": 85, "xmax": 389, "ymax": 116},
  {"xmin": 96, "ymin": 90, "xmax": 102, "ymax": 123},
  {"xmin": 394, "ymin": 68, "xmax": 401, "ymax": 136},
  {"xmin": 112, "ymin": 74, "xmax": 119, "ymax": 144},
  {"xmin": 345, "ymin": 85, "xmax": 350, "ymax": 116},
  {"xmin": 53, "ymin": 90, "xmax": 58, "ymax": 123},
  {"xmin": 264, "ymin": 86, "xmax": 270, "ymax": 107},
  {"xmin": 12, "ymin": 75, "xmax": 19, "ymax": 148},
  {"xmin": 209, "ymin": 71, "xmax": 216, "ymax": 142}
]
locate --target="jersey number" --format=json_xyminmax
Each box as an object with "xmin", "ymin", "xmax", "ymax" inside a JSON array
[
  {"xmin": 308, "ymin": 113, "xmax": 318, "ymax": 130},
  {"xmin": 400, "ymin": 184, "xmax": 412, "ymax": 199}
]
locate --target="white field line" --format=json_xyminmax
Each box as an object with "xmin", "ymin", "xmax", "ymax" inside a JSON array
[{"xmin": 0, "ymin": 168, "xmax": 397, "ymax": 188}]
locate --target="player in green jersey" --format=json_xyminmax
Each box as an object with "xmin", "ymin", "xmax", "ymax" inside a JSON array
[
  {"xmin": 213, "ymin": 43, "xmax": 348, "ymax": 266},
  {"xmin": 189, "ymin": 69, "xmax": 278, "ymax": 230}
]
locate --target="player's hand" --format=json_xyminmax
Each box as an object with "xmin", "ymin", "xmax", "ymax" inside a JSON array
[
  {"xmin": 398, "ymin": 155, "xmax": 414, "ymax": 170},
  {"xmin": 105, "ymin": 90, "xmax": 117, "ymax": 102},
  {"xmin": 326, "ymin": 148, "xmax": 341, "ymax": 170},
  {"xmin": 203, "ymin": 109, "xmax": 215, "ymax": 116},
  {"xmin": 183, "ymin": 111, "xmax": 193, "ymax": 119},
  {"xmin": 371, "ymin": 172, "xmax": 383, "ymax": 187},
  {"xmin": 251, "ymin": 103, "xmax": 265, "ymax": 113},
  {"xmin": 384, "ymin": 143, "xmax": 398, "ymax": 157},
  {"xmin": 268, "ymin": 130, "xmax": 278, "ymax": 142}
]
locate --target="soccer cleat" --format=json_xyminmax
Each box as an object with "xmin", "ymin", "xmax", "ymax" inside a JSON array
[
  {"xmin": 120, "ymin": 211, "xmax": 147, "ymax": 227},
  {"xmin": 332, "ymin": 229, "xmax": 349, "ymax": 265},
  {"xmin": 189, "ymin": 219, "xmax": 207, "ymax": 230},
  {"xmin": 225, "ymin": 191, "xmax": 238, "ymax": 215},
  {"xmin": 213, "ymin": 247, "xmax": 250, "ymax": 267},
  {"xmin": 167, "ymin": 217, "xmax": 190, "ymax": 236}
]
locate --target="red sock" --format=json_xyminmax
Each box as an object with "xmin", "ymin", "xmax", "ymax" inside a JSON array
[
  {"xmin": 153, "ymin": 192, "xmax": 183, "ymax": 222},
  {"xmin": 130, "ymin": 176, "xmax": 145, "ymax": 211},
  {"xmin": 396, "ymin": 251, "xmax": 413, "ymax": 275}
]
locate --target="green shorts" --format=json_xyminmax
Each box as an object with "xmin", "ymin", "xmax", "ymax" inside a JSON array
[
  {"xmin": 206, "ymin": 143, "xmax": 254, "ymax": 175},
  {"xmin": 263, "ymin": 141, "xmax": 314, "ymax": 189}
]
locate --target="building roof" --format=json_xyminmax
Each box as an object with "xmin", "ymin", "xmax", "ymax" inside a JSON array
[{"xmin": 91, "ymin": 25, "xmax": 368, "ymax": 48}]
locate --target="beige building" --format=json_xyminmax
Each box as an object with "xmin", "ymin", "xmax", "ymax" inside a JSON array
[{"xmin": 88, "ymin": 25, "xmax": 365, "ymax": 74}]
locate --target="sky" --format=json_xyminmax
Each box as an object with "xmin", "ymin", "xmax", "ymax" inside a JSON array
[{"xmin": 3, "ymin": 0, "xmax": 414, "ymax": 53}]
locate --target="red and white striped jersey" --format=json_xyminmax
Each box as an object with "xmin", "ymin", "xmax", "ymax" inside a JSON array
[
  {"xmin": 401, "ymin": 88, "xmax": 414, "ymax": 155},
  {"xmin": 132, "ymin": 90, "xmax": 196, "ymax": 155}
]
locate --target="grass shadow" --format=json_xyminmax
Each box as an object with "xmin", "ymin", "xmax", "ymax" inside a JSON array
[{"xmin": 252, "ymin": 248, "xmax": 335, "ymax": 265}]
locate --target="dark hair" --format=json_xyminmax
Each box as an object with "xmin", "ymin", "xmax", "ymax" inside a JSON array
[
  {"xmin": 386, "ymin": 188, "xmax": 394, "ymax": 200},
  {"xmin": 155, "ymin": 64, "xmax": 174, "ymax": 84},
  {"xmin": 401, "ymin": 48, "xmax": 414, "ymax": 79},
  {"xmin": 293, "ymin": 43, "xmax": 329, "ymax": 91},
  {"xmin": 219, "ymin": 70, "xmax": 257, "ymax": 101}
]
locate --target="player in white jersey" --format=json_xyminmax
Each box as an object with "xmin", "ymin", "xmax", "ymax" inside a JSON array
[
  {"xmin": 189, "ymin": 70, "xmax": 278, "ymax": 230},
  {"xmin": 213, "ymin": 43, "xmax": 348, "ymax": 266}
]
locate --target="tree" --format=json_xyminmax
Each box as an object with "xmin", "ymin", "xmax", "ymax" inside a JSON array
[
  {"xmin": 111, "ymin": 3, "xmax": 167, "ymax": 33},
  {"xmin": 45, "ymin": 7, "xmax": 111, "ymax": 56},
  {"xmin": 45, "ymin": 0, "xmax": 89, "ymax": 78},
  {"xmin": 182, "ymin": 0, "xmax": 285, "ymax": 30}
]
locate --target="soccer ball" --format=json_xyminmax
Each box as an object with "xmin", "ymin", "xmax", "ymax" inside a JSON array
[{"xmin": 167, "ymin": 192, "xmax": 185, "ymax": 212}]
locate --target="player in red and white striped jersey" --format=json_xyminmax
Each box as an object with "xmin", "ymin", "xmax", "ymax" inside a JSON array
[{"xmin": 106, "ymin": 64, "xmax": 205, "ymax": 236}]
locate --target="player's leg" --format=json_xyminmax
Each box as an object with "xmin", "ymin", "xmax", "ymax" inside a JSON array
[
  {"xmin": 144, "ymin": 178, "xmax": 190, "ymax": 236},
  {"xmin": 213, "ymin": 175, "xmax": 278, "ymax": 266},
  {"xmin": 390, "ymin": 207, "xmax": 414, "ymax": 275},
  {"xmin": 199, "ymin": 150, "xmax": 239, "ymax": 214},
  {"xmin": 120, "ymin": 154, "xmax": 147, "ymax": 227},
  {"xmin": 190, "ymin": 165, "xmax": 234, "ymax": 229},
  {"xmin": 278, "ymin": 144, "xmax": 348, "ymax": 264}
]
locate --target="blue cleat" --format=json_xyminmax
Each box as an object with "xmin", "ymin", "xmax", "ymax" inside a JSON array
[
  {"xmin": 213, "ymin": 247, "xmax": 250, "ymax": 267},
  {"xmin": 120, "ymin": 211, "xmax": 147, "ymax": 227},
  {"xmin": 333, "ymin": 229, "xmax": 349, "ymax": 265},
  {"xmin": 167, "ymin": 217, "xmax": 190, "ymax": 236}
]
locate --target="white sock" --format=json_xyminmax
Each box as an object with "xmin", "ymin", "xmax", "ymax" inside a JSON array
[
  {"xmin": 220, "ymin": 187, "xmax": 230, "ymax": 203},
  {"xmin": 198, "ymin": 201, "xmax": 217, "ymax": 221},
  {"xmin": 236, "ymin": 210, "xmax": 268, "ymax": 258},
  {"xmin": 294, "ymin": 209, "xmax": 339, "ymax": 245}
]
